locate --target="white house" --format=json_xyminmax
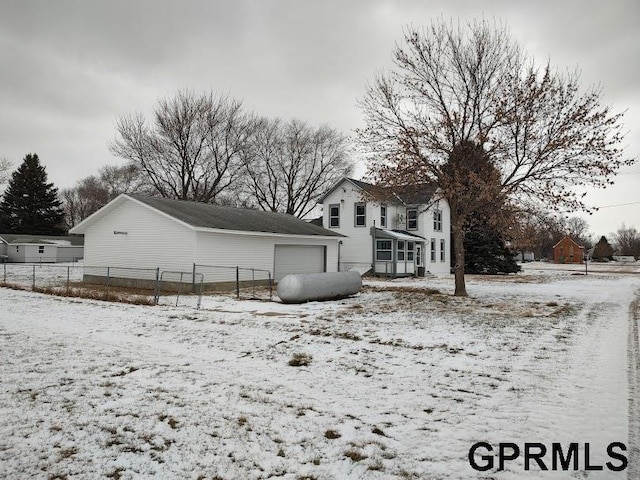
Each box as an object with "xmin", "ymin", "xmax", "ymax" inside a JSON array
[
  {"xmin": 69, "ymin": 194, "xmax": 343, "ymax": 285},
  {"xmin": 318, "ymin": 178, "xmax": 451, "ymax": 276},
  {"xmin": 0, "ymin": 234, "xmax": 84, "ymax": 263}
]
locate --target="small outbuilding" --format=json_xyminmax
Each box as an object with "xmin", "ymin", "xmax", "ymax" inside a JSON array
[
  {"xmin": 0, "ymin": 234, "xmax": 84, "ymax": 263},
  {"xmin": 69, "ymin": 194, "xmax": 344, "ymax": 286},
  {"xmin": 553, "ymin": 236, "xmax": 585, "ymax": 264}
]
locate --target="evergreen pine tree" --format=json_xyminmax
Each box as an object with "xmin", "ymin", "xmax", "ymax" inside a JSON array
[
  {"xmin": 463, "ymin": 211, "xmax": 521, "ymax": 274},
  {"xmin": 592, "ymin": 235, "xmax": 614, "ymax": 261},
  {"xmin": 0, "ymin": 153, "xmax": 65, "ymax": 234}
]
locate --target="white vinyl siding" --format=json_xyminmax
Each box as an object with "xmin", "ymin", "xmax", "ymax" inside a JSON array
[{"xmin": 82, "ymin": 200, "xmax": 198, "ymax": 272}]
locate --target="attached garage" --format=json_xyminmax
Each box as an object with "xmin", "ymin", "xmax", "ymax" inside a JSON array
[
  {"xmin": 69, "ymin": 194, "xmax": 343, "ymax": 287},
  {"xmin": 274, "ymin": 245, "xmax": 326, "ymax": 282}
]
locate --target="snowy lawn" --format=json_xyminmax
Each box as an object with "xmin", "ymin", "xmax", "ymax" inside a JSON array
[{"xmin": 0, "ymin": 267, "xmax": 638, "ymax": 479}]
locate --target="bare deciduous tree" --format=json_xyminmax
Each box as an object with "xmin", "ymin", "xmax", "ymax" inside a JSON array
[
  {"xmin": 0, "ymin": 157, "xmax": 12, "ymax": 188},
  {"xmin": 61, "ymin": 163, "xmax": 153, "ymax": 230},
  {"xmin": 359, "ymin": 19, "xmax": 632, "ymax": 295},
  {"xmin": 243, "ymin": 118, "xmax": 352, "ymax": 218},
  {"xmin": 61, "ymin": 176, "xmax": 110, "ymax": 230},
  {"xmin": 614, "ymin": 224, "xmax": 640, "ymax": 258},
  {"xmin": 565, "ymin": 216, "xmax": 592, "ymax": 247},
  {"xmin": 99, "ymin": 163, "xmax": 152, "ymax": 198},
  {"xmin": 110, "ymin": 90, "xmax": 252, "ymax": 203}
]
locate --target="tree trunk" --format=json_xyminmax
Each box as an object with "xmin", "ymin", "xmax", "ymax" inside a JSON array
[{"xmin": 451, "ymin": 212, "xmax": 468, "ymax": 297}]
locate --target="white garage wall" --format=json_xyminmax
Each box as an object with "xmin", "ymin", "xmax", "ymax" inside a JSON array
[{"xmin": 82, "ymin": 200, "xmax": 197, "ymax": 274}]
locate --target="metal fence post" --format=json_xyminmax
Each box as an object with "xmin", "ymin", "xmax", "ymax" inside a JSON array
[
  {"xmin": 236, "ymin": 266, "xmax": 240, "ymax": 299},
  {"xmin": 197, "ymin": 274, "xmax": 203, "ymax": 310},
  {"xmin": 175, "ymin": 272, "xmax": 184, "ymax": 307},
  {"xmin": 192, "ymin": 263, "xmax": 196, "ymax": 293},
  {"xmin": 252, "ymin": 268, "xmax": 255, "ymax": 298},
  {"xmin": 106, "ymin": 267, "xmax": 111, "ymax": 299},
  {"xmin": 3, "ymin": 263, "xmax": 5, "ymax": 283},
  {"xmin": 154, "ymin": 267, "xmax": 160, "ymax": 305},
  {"xmin": 269, "ymin": 271, "xmax": 273, "ymax": 300},
  {"xmin": 32, "ymin": 265, "xmax": 36, "ymax": 289},
  {"xmin": 66, "ymin": 266, "xmax": 70, "ymax": 293}
]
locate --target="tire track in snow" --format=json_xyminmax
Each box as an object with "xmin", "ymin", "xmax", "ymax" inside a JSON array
[{"xmin": 629, "ymin": 289, "xmax": 640, "ymax": 479}]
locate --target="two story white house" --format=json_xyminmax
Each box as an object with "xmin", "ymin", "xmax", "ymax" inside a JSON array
[{"xmin": 318, "ymin": 178, "xmax": 451, "ymax": 276}]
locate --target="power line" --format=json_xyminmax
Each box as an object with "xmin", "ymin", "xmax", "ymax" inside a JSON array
[{"xmin": 595, "ymin": 201, "xmax": 640, "ymax": 209}]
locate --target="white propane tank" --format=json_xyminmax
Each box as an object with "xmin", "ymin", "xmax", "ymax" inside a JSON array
[{"xmin": 277, "ymin": 271, "xmax": 362, "ymax": 304}]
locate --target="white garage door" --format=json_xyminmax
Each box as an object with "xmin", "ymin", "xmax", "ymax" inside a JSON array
[{"xmin": 274, "ymin": 245, "xmax": 325, "ymax": 282}]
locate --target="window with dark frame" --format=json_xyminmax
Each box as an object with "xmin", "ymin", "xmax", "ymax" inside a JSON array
[
  {"xmin": 407, "ymin": 241, "xmax": 414, "ymax": 261},
  {"xmin": 431, "ymin": 238, "xmax": 436, "ymax": 262},
  {"xmin": 397, "ymin": 240, "xmax": 405, "ymax": 261},
  {"xmin": 440, "ymin": 239, "xmax": 445, "ymax": 262},
  {"xmin": 407, "ymin": 208, "xmax": 418, "ymax": 230},
  {"xmin": 355, "ymin": 203, "xmax": 366, "ymax": 227},
  {"xmin": 38, "ymin": 246, "xmax": 44, "ymax": 254},
  {"xmin": 329, "ymin": 204, "xmax": 340, "ymax": 228},
  {"xmin": 376, "ymin": 240, "xmax": 392, "ymax": 261},
  {"xmin": 433, "ymin": 210, "xmax": 442, "ymax": 231},
  {"xmin": 380, "ymin": 205, "xmax": 387, "ymax": 228}
]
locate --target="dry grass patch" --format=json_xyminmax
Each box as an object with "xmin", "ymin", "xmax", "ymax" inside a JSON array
[
  {"xmin": 344, "ymin": 449, "xmax": 368, "ymax": 462},
  {"xmin": 288, "ymin": 352, "xmax": 312, "ymax": 367}
]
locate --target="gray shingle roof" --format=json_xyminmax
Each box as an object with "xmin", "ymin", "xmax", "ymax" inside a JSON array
[
  {"xmin": 0, "ymin": 234, "xmax": 84, "ymax": 246},
  {"xmin": 130, "ymin": 195, "xmax": 343, "ymax": 237},
  {"xmin": 320, "ymin": 177, "xmax": 437, "ymax": 205}
]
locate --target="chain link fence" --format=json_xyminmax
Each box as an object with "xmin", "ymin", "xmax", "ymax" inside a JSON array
[
  {"xmin": 1, "ymin": 262, "xmax": 273, "ymax": 307},
  {"xmin": 1, "ymin": 263, "xmax": 84, "ymax": 291},
  {"xmin": 194, "ymin": 264, "xmax": 273, "ymax": 301}
]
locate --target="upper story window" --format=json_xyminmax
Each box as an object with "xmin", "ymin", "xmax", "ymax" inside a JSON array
[
  {"xmin": 329, "ymin": 204, "xmax": 340, "ymax": 228},
  {"xmin": 354, "ymin": 203, "xmax": 366, "ymax": 227},
  {"xmin": 407, "ymin": 208, "xmax": 418, "ymax": 230},
  {"xmin": 433, "ymin": 210, "xmax": 442, "ymax": 232},
  {"xmin": 380, "ymin": 205, "xmax": 387, "ymax": 228}
]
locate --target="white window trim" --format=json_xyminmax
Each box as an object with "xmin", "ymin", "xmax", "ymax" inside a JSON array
[
  {"xmin": 329, "ymin": 204, "xmax": 340, "ymax": 228},
  {"xmin": 433, "ymin": 209, "xmax": 442, "ymax": 232},
  {"xmin": 376, "ymin": 239, "xmax": 392, "ymax": 261},
  {"xmin": 407, "ymin": 208, "xmax": 418, "ymax": 230},
  {"xmin": 354, "ymin": 203, "xmax": 366, "ymax": 227}
]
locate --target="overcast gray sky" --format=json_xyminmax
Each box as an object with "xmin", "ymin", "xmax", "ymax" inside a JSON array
[{"xmin": 1, "ymin": 0, "xmax": 638, "ymax": 236}]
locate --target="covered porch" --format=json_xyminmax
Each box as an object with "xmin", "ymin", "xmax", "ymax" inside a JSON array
[{"xmin": 371, "ymin": 228, "xmax": 426, "ymax": 277}]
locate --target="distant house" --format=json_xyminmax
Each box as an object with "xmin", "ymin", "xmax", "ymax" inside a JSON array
[
  {"xmin": 0, "ymin": 234, "xmax": 84, "ymax": 263},
  {"xmin": 515, "ymin": 251, "xmax": 535, "ymax": 262},
  {"xmin": 553, "ymin": 236, "xmax": 585, "ymax": 264},
  {"xmin": 69, "ymin": 194, "xmax": 343, "ymax": 285},
  {"xmin": 318, "ymin": 178, "xmax": 450, "ymax": 277}
]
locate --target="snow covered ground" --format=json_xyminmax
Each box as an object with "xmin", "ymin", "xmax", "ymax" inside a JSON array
[{"xmin": 0, "ymin": 265, "xmax": 638, "ymax": 479}]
